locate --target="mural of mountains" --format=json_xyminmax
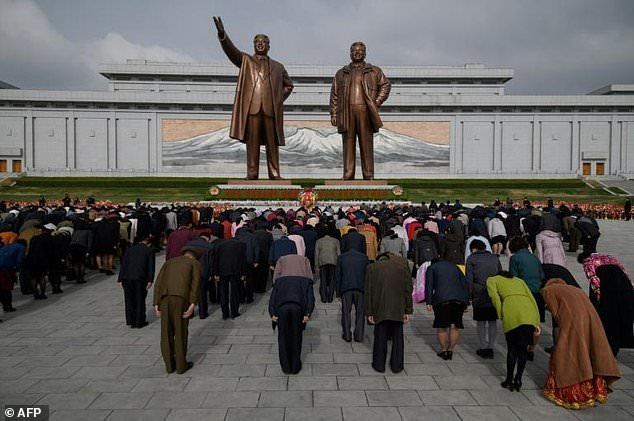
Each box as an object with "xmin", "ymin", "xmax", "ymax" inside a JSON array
[{"xmin": 163, "ymin": 127, "xmax": 449, "ymax": 171}]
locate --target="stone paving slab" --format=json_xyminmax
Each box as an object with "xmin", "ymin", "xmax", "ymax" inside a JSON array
[{"xmin": 0, "ymin": 220, "xmax": 633, "ymax": 421}]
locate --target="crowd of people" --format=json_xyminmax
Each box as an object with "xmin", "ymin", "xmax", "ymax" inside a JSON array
[{"xmin": 0, "ymin": 195, "xmax": 633, "ymax": 410}]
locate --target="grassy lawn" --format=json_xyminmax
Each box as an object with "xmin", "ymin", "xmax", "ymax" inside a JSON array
[{"xmin": 0, "ymin": 176, "xmax": 620, "ymax": 205}]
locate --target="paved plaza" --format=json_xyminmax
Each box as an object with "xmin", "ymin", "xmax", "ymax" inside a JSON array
[{"xmin": 1, "ymin": 220, "xmax": 633, "ymax": 421}]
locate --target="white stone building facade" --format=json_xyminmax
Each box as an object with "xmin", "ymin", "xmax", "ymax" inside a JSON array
[{"xmin": 0, "ymin": 60, "xmax": 632, "ymax": 178}]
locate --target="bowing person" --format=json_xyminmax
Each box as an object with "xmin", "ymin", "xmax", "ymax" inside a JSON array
[{"xmin": 269, "ymin": 275, "xmax": 315, "ymax": 374}]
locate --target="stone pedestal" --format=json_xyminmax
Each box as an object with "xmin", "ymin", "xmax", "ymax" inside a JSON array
[{"xmin": 205, "ymin": 179, "xmax": 405, "ymax": 202}]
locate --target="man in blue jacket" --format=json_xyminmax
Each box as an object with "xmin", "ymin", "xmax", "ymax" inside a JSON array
[
  {"xmin": 0, "ymin": 239, "xmax": 26, "ymax": 315},
  {"xmin": 269, "ymin": 275, "xmax": 315, "ymax": 374},
  {"xmin": 425, "ymin": 258, "xmax": 470, "ymax": 360},
  {"xmin": 336, "ymin": 249, "xmax": 369, "ymax": 342}
]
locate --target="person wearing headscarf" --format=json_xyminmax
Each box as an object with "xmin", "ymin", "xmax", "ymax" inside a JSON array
[
  {"xmin": 580, "ymin": 253, "xmax": 634, "ymax": 355},
  {"xmin": 540, "ymin": 263, "xmax": 580, "ymax": 353},
  {"xmin": 541, "ymin": 278, "xmax": 620, "ymax": 409}
]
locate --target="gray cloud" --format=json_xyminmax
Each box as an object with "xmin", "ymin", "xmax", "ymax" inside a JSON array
[{"xmin": 2, "ymin": 0, "xmax": 633, "ymax": 94}]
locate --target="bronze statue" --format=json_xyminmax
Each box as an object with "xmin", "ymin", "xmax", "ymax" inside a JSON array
[
  {"xmin": 330, "ymin": 42, "xmax": 391, "ymax": 180},
  {"xmin": 213, "ymin": 17, "xmax": 294, "ymax": 180}
]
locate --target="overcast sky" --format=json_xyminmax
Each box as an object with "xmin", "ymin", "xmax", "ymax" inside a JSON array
[{"xmin": 1, "ymin": 0, "xmax": 633, "ymax": 94}]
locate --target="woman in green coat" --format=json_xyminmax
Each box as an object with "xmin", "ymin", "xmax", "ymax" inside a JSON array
[{"xmin": 487, "ymin": 271, "xmax": 540, "ymax": 391}]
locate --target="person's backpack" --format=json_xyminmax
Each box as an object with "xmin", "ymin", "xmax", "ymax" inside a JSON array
[{"xmin": 417, "ymin": 235, "xmax": 439, "ymax": 263}]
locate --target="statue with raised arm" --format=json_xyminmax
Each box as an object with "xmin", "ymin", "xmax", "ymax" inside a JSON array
[
  {"xmin": 330, "ymin": 42, "xmax": 391, "ymax": 180},
  {"xmin": 213, "ymin": 16, "xmax": 294, "ymax": 180}
]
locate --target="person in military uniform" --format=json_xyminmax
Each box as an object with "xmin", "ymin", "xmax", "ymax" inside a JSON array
[{"xmin": 153, "ymin": 246, "xmax": 201, "ymax": 374}]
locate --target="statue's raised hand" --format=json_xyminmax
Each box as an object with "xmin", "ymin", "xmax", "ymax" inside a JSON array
[{"xmin": 213, "ymin": 16, "xmax": 225, "ymax": 38}]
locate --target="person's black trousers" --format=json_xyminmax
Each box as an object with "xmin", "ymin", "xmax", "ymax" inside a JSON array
[
  {"xmin": 372, "ymin": 320, "xmax": 404, "ymax": 373},
  {"xmin": 198, "ymin": 278, "xmax": 209, "ymax": 318},
  {"xmin": 208, "ymin": 277, "xmax": 218, "ymax": 303},
  {"xmin": 253, "ymin": 261, "xmax": 269, "ymax": 293},
  {"xmin": 341, "ymin": 290, "xmax": 365, "ymax": 342},
  {"xmin": 0, "ymin": 290, "xmax": 13, "ymax": 311},
  {"xmin": 277, "ymin": 302, "xmax": 304, "ymax": 374},
  {"xmin": 241, "ymin": 264, "xmax": 255, "ymax": 303},
  {"xmin": 48, "ymin": 266, "xmax": 62, "ymax": 293},
  {"xmin": 582, "ymin": 235, "xmax": 599, "ymax": 254},
  {"xmin": 122, "ymin": 279, "xmax": 148, "ymax": 327},
  {"xmin": 19, "ymin": 267, "xmax": 32, "ymax": 294},
  {"xmin": 319, "ymin": 264, "xmax": 336, "ymax": 302},
  {"xmin": 219, "ymin": 275, "xmax": 241, "ymax": 319}
]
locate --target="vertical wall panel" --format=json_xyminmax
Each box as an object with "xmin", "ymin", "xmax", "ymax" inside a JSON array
[
  {"xmin": 627, "ymin": 122, "xmax": 634, "ymax": 173},
  {"xmin": 461, "ymin": 121, "xmax": 494, "ymax": 173},
  {"xmin": 75, "ymin": 118, "xmax": 108, "ymax": 170},
  {"xmin": 541, "ymin": 121, "xmax": 572, "ymax": 172},
  {"xmin": 0, "ymin": 117, "xmax": 25, "ymax": 149},
  {"xmin": 33, "ymin": 117, "xmax": 67, "ymax": 169},
  {"xmin": 501, "ymin": 121, "xmax": 532, "ymax": 172},
  {"xmin": 116, "ymin": 119, "xmax": 149, "ymax": 170}
]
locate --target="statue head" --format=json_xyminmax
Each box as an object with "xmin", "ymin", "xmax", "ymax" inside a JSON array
[
  {"xmin": 253, "ymin": 34, "xmax": 270, "ymax": 56},
  {"xmin": 349, "ymin": 42, "xmax": 366, "ymax": 63}
]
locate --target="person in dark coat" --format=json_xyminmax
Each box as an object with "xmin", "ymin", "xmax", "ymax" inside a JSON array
[
  {"xmin": 185, "ymin": 232, "xmax": 217, "ymax": 319},
  {"xmin": 413, "ymin": 228, "xmax": 440, "ymax": 268},
  {"xmin": 69, "ymin": 219, "xmax": 93, "ymax": 284},
  {"xmin": 153, "ymin": 246, "xmax": 200, "ymax": 374},
  {"xmin": 92, "ymin": 214, "xmax": 120, "ymax": 275},
  {"xmin": 235, "ymin": 225, "xmax": 260, "ymax": 303},
  {"xmin": 48, "ymin": 227, "xmax": 70, "ymax": 294},
  {"xmin": 575, "ymin": 215, "xmax": 600, "ymax": 255},
  {"xmin": 298, "ymin": 224, "xmax": 318, "ymax": 271},
  {"xmin": 268, "ymin": 234, "xmax": 297, "ymax": 269},
  {"xmin": 625, "ymin": 198, "xmax": 632, "ymax": 221},
  {"xmin": 118, "ymin": 236, "xmax": 155, "ymax": 328},
  {"xmin": 442, "ymin": 219, "xmax": 465, "ymax": 265},
  {"xmin": 214, "ymin": 238, "xmax": 247, "ymax": 319},
  {"xmin": 365, "ymin": 252, "xmax": 413, "ymax": 373},
  {"xmin": 340, "ymin": 227, "xmax": 366, "ymax": 254},
  {"xmin": 269, "ymin": 275, "xmax": 315, "ymax": 374},
  {"xmin": 253, "ymin": 220, "xmax": 273, "ymax": 292},
  {"xmin": 25, "ymin": 227, "xmax": 52, "ymax": 299},
  {"xmin": 521, "ymin": 214, "xmax": 541, "ymax": 252},
  {"xmin": 465, "ymin": 240, "xmax": 502, "ymax": 358},
  {"xmin": 425, "ymin": 258, "xmax": 470, "ymax": 360},
  {"xmin": 336, "ymin": 249, "xmax": 370, "ymax": 342}
]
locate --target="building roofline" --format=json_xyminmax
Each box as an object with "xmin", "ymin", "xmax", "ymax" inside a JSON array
[
  {"xmin": 0, "ymin": 80, "xmax": 19, "ymax": 89},
  {"xmin": 97, "ymin": 61, "xmax": 514, "ymax": 81},
  {"xmin": 587, "ymin": 84, "xmax": 634, "ymax": 95},
  {"xmin": 2, "ymin": 89, "xmax": 633, "ymax": 107}
]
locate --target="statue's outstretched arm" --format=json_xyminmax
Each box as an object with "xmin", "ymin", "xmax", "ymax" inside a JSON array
[{"xmin": 213, "ymin": 16, "xmax": 243, "ymax": 68}]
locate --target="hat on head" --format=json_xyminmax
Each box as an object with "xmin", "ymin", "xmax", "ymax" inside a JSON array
[{"xmin": 181, "ymin": 245, "xmax": 202, "ymax": 259}]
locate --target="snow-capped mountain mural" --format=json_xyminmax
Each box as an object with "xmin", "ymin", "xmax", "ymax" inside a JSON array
[{"xmin": 162, "ymin": 126, "xmax": 449, "ymax": 177}]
